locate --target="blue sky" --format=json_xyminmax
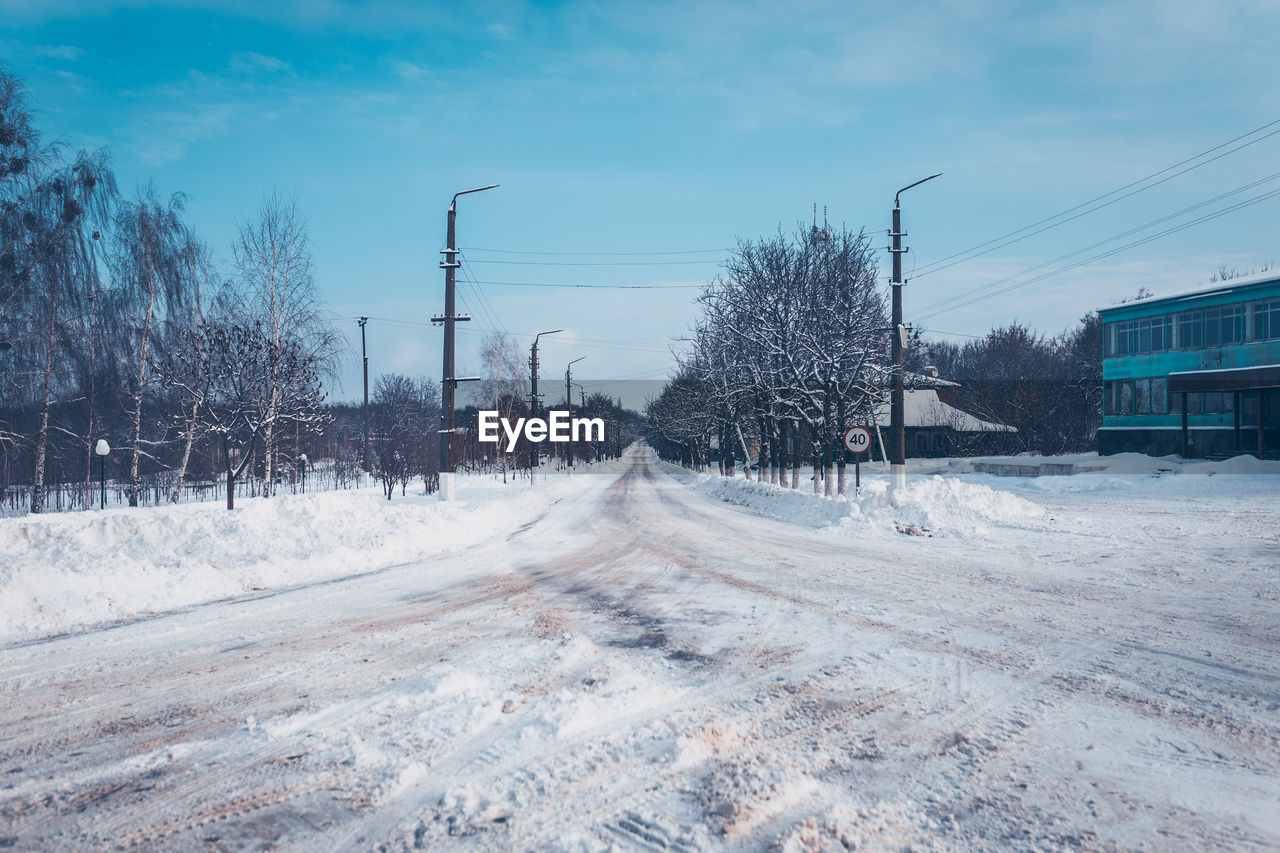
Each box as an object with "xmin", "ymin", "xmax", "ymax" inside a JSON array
[{"xmin": 3, "ymin": 0, "xmax": 1279, "ymax": 403}]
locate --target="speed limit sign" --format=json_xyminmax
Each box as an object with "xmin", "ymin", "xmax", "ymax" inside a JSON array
[{"xmin": 843, "ymin": 426, "xmax": 872, "ymax": 455}]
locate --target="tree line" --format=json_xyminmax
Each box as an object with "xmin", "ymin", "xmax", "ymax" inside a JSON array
[
  {"xmin": 2, "ymin": 66, "xmax": 639, "ymax": 513},
  {"xmin": 2, "ymin": 67, "xmax": 337, "ymax": 512},
  {"xmin": 645, "ymin": 216, "xmax": 1103, "ymax": 492}
]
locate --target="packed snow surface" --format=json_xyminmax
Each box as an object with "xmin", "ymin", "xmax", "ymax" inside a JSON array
[{"xmin": 2, "ymin": 445, "xmax": 1278, "ymax": 851}]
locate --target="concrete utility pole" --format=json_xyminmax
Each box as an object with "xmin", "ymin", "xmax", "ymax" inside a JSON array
[
  {"xmin": 436, "ymin": 184, "xmax": 497, "ymax": 501},
  {"xmin": 358, "ymin": 316, "xmax": 369, "ymax": 474},
  {"xmin": 565, "ymin": 356, "xmax": 585, "ymax": 469},
  {"xmin": 528, "ymin": 329, "xmax": 562, "ymax": 484},
  {"xmin": 889, "ymin": 173, "xmax": 941, "ymax": 499}
]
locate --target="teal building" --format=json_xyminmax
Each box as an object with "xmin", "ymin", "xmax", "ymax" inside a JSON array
[{"xmin": 1098, "ymin": 271, "xmax": 1280, "ymax": 458}]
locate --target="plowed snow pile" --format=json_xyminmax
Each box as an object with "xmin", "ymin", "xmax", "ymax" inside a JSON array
[
  {"xmin": 0, "ymin": 469, "xmax": 611, "ymax": 641},
  {"xmin": 680, "ymin": 467, "xmax": 1044, "ymax": 537}
]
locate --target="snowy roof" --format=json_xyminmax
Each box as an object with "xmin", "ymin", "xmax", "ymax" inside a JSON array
[
  {"xmin": 1097, "ymin": 270, "xmax": 1280, "ymax": 316},
  {"xmin": 870, "ymin": 389, "xmax": 1016, "ymax": 432},
  {"xmin": 905, "ymin": 371, "xmax": 960, "ymax": 388}
]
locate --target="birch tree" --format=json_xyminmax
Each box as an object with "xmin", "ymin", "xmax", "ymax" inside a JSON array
[
  {"xmin": 109, "ymin": 185, "xmax": 190, "ymax": 506},
  {"xmin": 231, "ymin": 193, "xmax": 339, "ymax": 496}
]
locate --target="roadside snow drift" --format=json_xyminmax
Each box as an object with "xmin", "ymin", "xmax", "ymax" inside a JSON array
[
  {"xmin": 0, "ymin": 471, "xmax": 604, "ymax": 641},
  {"xmin": 676, "ymin": 465, "xmax": 1045, "ymax": 537}
]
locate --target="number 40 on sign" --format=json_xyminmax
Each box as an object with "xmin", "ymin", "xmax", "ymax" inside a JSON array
[
  {"xmin": 843, "ymin": 426, "xmax": 871, "ymax": 455},
  {"xmin": 842, "ymin": 426, "xmax": 871, "ymax": 496}
]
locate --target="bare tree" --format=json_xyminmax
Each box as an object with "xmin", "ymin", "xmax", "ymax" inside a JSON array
[
  {"xmin": 370, "ymin": 373, "xmax": 418, "ymax": 500},
  {"xmin": 231, "ymin": 192, "xmax": 341, "ymax": 497},
  {"xmin": 110, "ymin": 185, "xmax": 191, "ymax": 506},
  {"xmin": 158, "ymin": 319, "xmax": 327, "ymax": 510},
  {"xmin": 478, "ymin": 331, "xmax": 528, "ymax": 482}
]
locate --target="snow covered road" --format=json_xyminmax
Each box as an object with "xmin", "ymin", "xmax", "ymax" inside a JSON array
[{"xmin": 3, "ymin": 446, "xmax": 1279, "ymax": 850}]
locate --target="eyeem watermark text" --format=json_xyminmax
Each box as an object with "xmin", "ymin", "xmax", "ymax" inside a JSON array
[{"xmin": 478, "ymin": 411, "xmax": 606, "ymax": 452}]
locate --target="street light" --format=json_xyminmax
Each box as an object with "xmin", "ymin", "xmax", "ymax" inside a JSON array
[
  {"xmin": 529, "ymin": 329, "xmax": 563, "ymax": 483},
  {"xmin": 565, "ymin": 357, "xmax": 586, "ymax": 469},
  {"xmin": 889, "ymin": 172, "xmax": 941, "ymax": 500},
  {"xmin": 438, "ymin": 184, "xmax": 499, "ymax": 502},
  {"xmin": 94, "ymin": 439, "xmax": 110, "ymax": 509}
]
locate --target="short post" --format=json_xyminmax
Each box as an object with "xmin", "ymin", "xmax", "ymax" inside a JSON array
[{"xmin": 300, "ymin": 453, "xmax": 308, "ymax": 494}]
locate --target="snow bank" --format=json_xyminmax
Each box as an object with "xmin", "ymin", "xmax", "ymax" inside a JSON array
[
  {"xmin": 915, "ymin": 450, "xmax": 1280, "ymax": 479},
  {"xmin": 0, "ymin": 472, "xmax": 596, "ymax": 642},
  {"xmin": 676, "ymin": 466, "xmax": 1044, "ymax": 538}
]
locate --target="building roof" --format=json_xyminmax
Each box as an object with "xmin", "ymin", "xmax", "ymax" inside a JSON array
[
  {"xmin": 1168, "ymin": 363, "xmax": 1280, "ymax": 393},
  {"xmin": 1098, "ymin": 270, "xmax": 1280, "ymax": 317},
  {"xmin": 870, "ymin": 389, "xmax": 1017, "ymax": 433}
]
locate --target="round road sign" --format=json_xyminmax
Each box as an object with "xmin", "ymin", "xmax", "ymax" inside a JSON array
[{"xmin": 843, "ymin": 426, "xmax": 871, "ymax": 455}]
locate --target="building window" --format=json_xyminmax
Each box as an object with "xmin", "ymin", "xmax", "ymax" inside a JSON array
[
  {"xmin": 916, "ymin": 433, "xmax": 929, "ymax": 451},
  {"xmin": 933, "ymin": 433, "xmax": 946, "ymax": 451},
  {"xmin": 1169, "ymin": 389, "xmax": 1181, "ymax": 414},
  {"xmin": 1222, "ymin": 304, "xmax": 1245, "ymax": 344},
  {"xmin": 1203, "ymin": 392, "xmax": 1235, "ymax": 414},
  {"xmin": 1117, "ymin": 320, "xmax": 1134, "ymax": 356},
  {"xmin": 1204, "ymin": 306, "xmax": 1221, "ymax": 346},
  {"xmin": 1153, "ymin": 316, "xmax": 1171, "ymax": 351},
  {"xmin": 1178, "ymin": 310, "xmax": 1203, "ymax": 350},
  {"xmin": 1187, "ymin": 392, "xmax": 1203, "ymax": 415},
  {"xmin": 1135, "ymin": 378, "xmax": 1151, "ymax": 415},
  {"xmin": 1252, "ymin": 299, "xmax": 1280, "ymax": 341},
  {"xmin": 1250, "ymin": 300, "xmax": 1267, "ymax": 341},
  {"xmin": 1119, "ymin": 380, "xmax": 1133, "ymax": 415},
  {"xmin": 1151, "ymin": 377, "xmax": 1167, "ymax": 415},
  {"xmin": 1136, "ymin": 318, "xmax": 1152, "ymax": 353}
]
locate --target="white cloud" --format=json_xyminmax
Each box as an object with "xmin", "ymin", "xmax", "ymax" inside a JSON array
[
  {"xmin": 126, "ymin": 101, "xmax": 235, "ymax": 166},
  {"xmin": 229, "ymin": 51, "xmax": 291, "ymax": 76},
  {"xmin": 389, "ymin": 60, "xmax": 430, "ymax": 82},
  {"xmin": 33, "ymin": 44, "xmax": 86, "ymax": 61}
]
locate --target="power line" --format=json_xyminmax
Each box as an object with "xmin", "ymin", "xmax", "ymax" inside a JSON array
[
  {"xmin": 470, "ymin": 279, "xmax": 704, "ymax": 289},
  {"xmin": 462, "ymin": 246, "xmax": 728, "ymax": 256},
  {"xmin": 459, "ymin": 256, "xmax": 508, "ymax": 335},
  {"xmin": 919, "ymin": 170, "xmax": 1280, "ymax": 318},
  {"xmin": 917, "ymin": 328, "xmax": 985, "ymax": 339},
  {"xmin": 352, "ymin": 315, "xmax": 671, "ymax": 351},
  {"xmin": 915, "ymin": 184, "xmax": 1280, "ymax": 322},
  {"xmin": 465, "ymin": 258, "xmax": 722, "ymax": 267},
  {"xmin": 911, "ymin": 118, "xmax": 1280, "ymax": 280}
]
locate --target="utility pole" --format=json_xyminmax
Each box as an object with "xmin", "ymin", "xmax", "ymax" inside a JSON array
[
  {"xmin": 565, "ymin": 356, "xmax": 585, "ymax": 469},
  {"xmin": 528, "ymin": 329, "xmax": 562, "ymax": 484},
  {"xmin": 435, "ymin": 184, "xmax": 497, "ymax": 501},
  {"xmin": 889, "ymin": 173, "xmax": 941, "ymax": 499},
  {"xmin": 358, "ymin": 316, "xmax": 369, "ymax": 475}
]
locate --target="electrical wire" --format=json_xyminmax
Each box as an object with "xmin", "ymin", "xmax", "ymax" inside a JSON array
[
  {"xmin": 465, "ymin": 258, "xmax": 722, "ymax": 267},
  {"xmin": 353, "ymin": 315, "xmax": 671, "ymax": 352},
  {"xmin": 911, "ymin": 118, "xmax": 1280, "ymax": 280},
  {"xmin": 469, "ymin": 279, "xmax": 703, "ymax": 290},
  {"xmin": 918, "ymin": 170, "xmax": 1280, "ymax": 318},
  {"xmin": 915, "ymin": 184, "xmax": 1280, "ymax": 322},
  {"xmin": 462, "ymin": 246, "xmax": 728, "ymax": 256}
]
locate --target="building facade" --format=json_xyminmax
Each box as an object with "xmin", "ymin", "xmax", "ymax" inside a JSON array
[
  {"xmin": 1098, "ymin": 272, "xmax": 1280, "ymax": 458},
  {"xmin": 871, "ymin": 388, "xmax": 1017, "ymax": 459}
]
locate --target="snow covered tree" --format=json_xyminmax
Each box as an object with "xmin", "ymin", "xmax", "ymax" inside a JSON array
[{"xmin": 655, "ymin": 220, "xmax": 888, "ymax": 495}]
